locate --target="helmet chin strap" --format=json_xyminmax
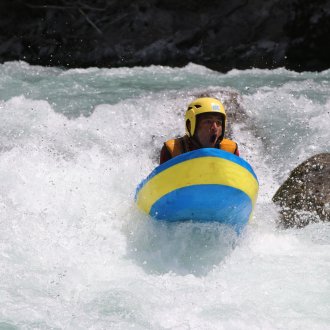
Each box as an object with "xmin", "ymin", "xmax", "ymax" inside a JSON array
[
  {"xmin": 215, "ymin": 136, "xmax": 221, "ymax": 148},
  {"xmin": 210, "ymin": 134, "xmax": 217, "ymax": 144}
]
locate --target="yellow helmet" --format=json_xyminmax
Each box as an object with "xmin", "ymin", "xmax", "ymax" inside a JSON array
[{"xmin": 185, "ymin": 97, "xmax": 226, "ymax": 138}]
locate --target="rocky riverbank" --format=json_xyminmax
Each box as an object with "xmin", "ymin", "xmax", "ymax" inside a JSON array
[{"xmin": 1, "ymin": 0, "xmax": 330, "ymax": 71}]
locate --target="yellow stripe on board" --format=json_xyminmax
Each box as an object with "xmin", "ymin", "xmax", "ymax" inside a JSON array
[{"xmin": 137, "ymin": 157, "xmax": 259, "ymax": 214}]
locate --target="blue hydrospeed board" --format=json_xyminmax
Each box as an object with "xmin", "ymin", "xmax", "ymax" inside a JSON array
[{"xmin": 135, "ymin": 148, "xmax": 259, "ymax": 233}]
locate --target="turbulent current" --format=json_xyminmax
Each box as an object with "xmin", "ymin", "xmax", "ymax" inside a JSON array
[{"xmin": 0, "ymin": 61, "xmax": 329, "ymax": 329}]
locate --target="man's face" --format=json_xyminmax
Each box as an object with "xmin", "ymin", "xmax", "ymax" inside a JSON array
[{"xmin": 195, "ymin": 113, "xmax": 223, "ymax": 147}]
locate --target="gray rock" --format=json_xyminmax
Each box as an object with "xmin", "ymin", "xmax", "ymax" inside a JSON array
[{"xmin": 273, "ymin": 153, "xmax": 330, "ymax": 228}]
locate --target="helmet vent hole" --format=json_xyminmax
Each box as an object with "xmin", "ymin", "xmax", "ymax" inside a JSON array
[{"xmin": 195, "ymin": 104, "xmax": 201, "ymax": 108}]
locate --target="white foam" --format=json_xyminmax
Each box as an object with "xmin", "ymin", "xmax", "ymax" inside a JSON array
[{"xmin": 0, "ymin": 63, "xmax": 329, "ymax": 329}]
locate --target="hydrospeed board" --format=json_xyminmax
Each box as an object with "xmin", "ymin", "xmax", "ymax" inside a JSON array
[{"xmin": 135, "ymin": 148, "xmax": 259, "ymax": 232}]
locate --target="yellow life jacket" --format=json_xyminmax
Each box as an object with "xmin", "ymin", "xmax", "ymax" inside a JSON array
[{"xmin": 164, "ymin": 135, "xmax": 238, "ymax": 158}]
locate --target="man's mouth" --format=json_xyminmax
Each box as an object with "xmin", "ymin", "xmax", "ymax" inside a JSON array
[{"xmin": 210, "ymin": 134, "xmax": 217, "ymax": 143}]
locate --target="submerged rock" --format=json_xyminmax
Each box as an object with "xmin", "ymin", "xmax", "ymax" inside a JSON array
[{"xmin": 273, "ymin": 153, "xmax": 330, "ymax": 228}]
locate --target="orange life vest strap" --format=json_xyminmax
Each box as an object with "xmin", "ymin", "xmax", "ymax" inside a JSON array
[{"xmin": 165, "ymin": 136, "xmax": 237, "ymax": 158}]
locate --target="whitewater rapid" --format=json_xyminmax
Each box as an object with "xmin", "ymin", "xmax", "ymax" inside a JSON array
[{"xmin": 0, "ymin": 61, "xmax": 329, "ymax": 329}]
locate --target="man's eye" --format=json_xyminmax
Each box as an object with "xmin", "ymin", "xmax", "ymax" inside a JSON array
[{"xmin": 201, "ymin": 119, "xmax": 222, "ymax": 126}]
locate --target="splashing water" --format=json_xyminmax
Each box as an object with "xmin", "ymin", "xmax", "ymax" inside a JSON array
[{"xmin": 0, "ymin": 61, "xmax": 329, "ymax": 329}]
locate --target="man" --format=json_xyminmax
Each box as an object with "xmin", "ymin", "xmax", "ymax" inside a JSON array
[{"xmin": 160, "ymin": 97, "xmax": 239, "ymax": 164}]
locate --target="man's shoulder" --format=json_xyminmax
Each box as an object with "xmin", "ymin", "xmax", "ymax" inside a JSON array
[
  {"xmin": 220, "ymin": 138, "xmax": 239, "ymax": 155},
  {"xmin": 165, "ymin": 135, "xmax": 187, "ymax": 147},
  {"xmin": 221, "ymin": 138, "xmax": 237, "ymax": 144},
  {"xmin": 165, "ymin": 135, "xmax": 186, "ymax": 143},
  {"xmin": 164, "ymin": 135, "xmax": 189, "ymax": 158}
]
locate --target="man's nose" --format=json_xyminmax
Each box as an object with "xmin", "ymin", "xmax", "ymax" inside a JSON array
[{"xmin": 210, "ymin": 121, "xmax": 218, "ymax": 129}]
